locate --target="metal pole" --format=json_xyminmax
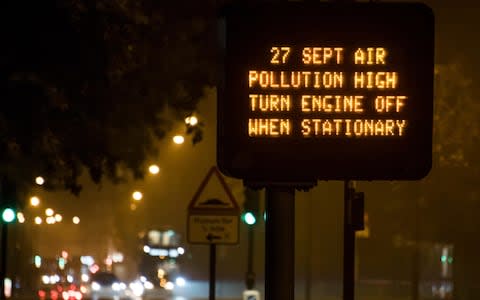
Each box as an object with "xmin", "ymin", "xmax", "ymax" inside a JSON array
[
  {"xmin": 305, "ymin": 193, "xmax": 312, "ymax": 300},
  {"xmin": 343, "ymin": 180, "xmax": 355, "ymax": 300},
  {"xmin": 0, "ymin": 222, "xmax": 8, "ymax": 300},
  {"xmin": 246, "ymin": 225, "xmax": 255, "ymax": 289},
  {"xmin": 209, "ymin": 243, "xmax": 216, "ymax": 300},
  {"xmin": 265, "ymin": 187, "xmax": 295, "ymax": 300},
  {"xmin": 412, "ymin": 196, "xmax": 419, "ymax": 300}
]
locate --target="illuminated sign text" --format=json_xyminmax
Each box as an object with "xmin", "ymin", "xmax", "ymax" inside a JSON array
[{"xmin": 247, "ymin": 47, "xmax": 406, "ymax": 138}]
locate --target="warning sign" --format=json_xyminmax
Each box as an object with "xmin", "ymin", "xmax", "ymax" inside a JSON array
[{"xmin": 187, "ymin": 166, "xmax": 240, "ymax": 245}]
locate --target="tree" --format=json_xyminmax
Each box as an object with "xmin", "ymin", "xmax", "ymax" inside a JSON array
[
  {"xmin": 366, "ymin": 59, "xmax": 480, "ymax": 237},
  {"xmin": 359, "ymin": 60, "xmax": 480, "ymax": 298},
  {"xmin": 1, "ymin": 0, "xmax": 220, "ymax": 202}
]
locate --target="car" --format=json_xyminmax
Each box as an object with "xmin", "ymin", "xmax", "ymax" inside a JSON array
[{"xmin": 85, "ymin": 272, "xmax": 128, "ymax": 300}]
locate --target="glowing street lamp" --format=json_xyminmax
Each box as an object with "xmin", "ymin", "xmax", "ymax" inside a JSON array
[
  {"xmin": 35, "ymin": 176, "xmax": 45, "ymax": 186},
  {"xmin": 148, "ymin": 165, "xmax": 160, "ymax": 175},
  {"xmin": 35, "ymin": 217, "xmax": 43, "ymax": 225},
  {"xmin": 132, "ymin": 191, "xmax": 143, "ymax": 201},
  {"xmin": 173, "ymin": 135, "xmax": 185, "ymax": 145},
  {"xmin": 17, "ymin": 212, "xmax": 25, "ymax": 224},
  {"xmin": 45, "ymin": 208, "xmax": 54, "ymax": 217},
  {"xmin": 30, "ymin": 196, "xmax": 40, "ymax": 207},
  {"xmin": 185, "ymin": 116, "xmax": 198, "ymax": 126},
  {"xmin": 72, "ymin": 216, "xmax": 80, "ymax": 224},
  {"xmin": 55, "ymin": 214, "xmax": 62, "ymax": 222}
]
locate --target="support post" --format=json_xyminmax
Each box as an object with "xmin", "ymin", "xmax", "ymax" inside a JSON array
[
  {"xmin": 265, "ymin": 187, "xmax": 295, "ymax": 300},
  {"xmin": 209, "ymin": 242, "xmax": 216, "ymax": 300},
  {"xmin": 246, "ymin": 225, "xmax": 255, "ymax": 289},
  {"xmin": 0, "ymin": 222, "xmax": 8, "ymax": 300},
  {"xmin": 412, "ymin": 196, "xmax": 419, "ymax": 300},
  {"xmin": 305, "ymin": 193, "xmax": 312, "ymax": 300},
  {"xmin": 343, "ymin": 180, "xmax": 355, "ymax": 300}
]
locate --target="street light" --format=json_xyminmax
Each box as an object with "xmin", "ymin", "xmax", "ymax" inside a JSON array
[
  {"xmin": 185, "ymin": 116, "xmax": 198, "ymax": 126},
  {"xmin": 35, "ymin": 176, "xmax": 45, "ymax": 186},
  {"xmin": 54, "ymin": 214, "xmax": 62, "ymax": 222},
  {"xmin": 30, "ymin": 196, "xmax": 40, "ymax": 207},
  {"xmin": 16, "ymin": 212, "xmax": 25, "ymax": 224},
  {"xmin": 148, "ymin": 165, "xmax": 160, "ymax": 175},
  {"xmin": 72, "ymin": 216, "xmax": 80, "ymax": 224},
  {"xmin": 173, "ymin": 135, "xmax": 185, "ymax": 145},
  {"xmin": 132, "ymin": 191, "xmax": 143, "ymax": 201},
  {"xmin": 45, "ymin": 208, "xmax": 54, "ymax": 217}
]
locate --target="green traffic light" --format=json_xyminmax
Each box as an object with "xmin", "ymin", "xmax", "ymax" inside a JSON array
[
  {"xmin": 58, "ymin": 257, "xmax": 66, "ymax": 269},
  {"xmin": 243, "ymin": 212, "xmax": 256, "ymax": 225},
  {"xmin": 2, "ymin": 208, "xmax": 16, "ymax": 223}
]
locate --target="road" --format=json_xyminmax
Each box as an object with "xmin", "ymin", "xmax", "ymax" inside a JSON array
[{"xmin": 151, "ymin": 280, "xmax": 249, "ymax": 300}]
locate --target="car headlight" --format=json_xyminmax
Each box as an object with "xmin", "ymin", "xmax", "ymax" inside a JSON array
[
  {"xmin": 164, "ymin": 282, "xmax": 174, "ymax": 291},
  {"xmin": 175, "ymin": 277, "xmax": 186, "ymax": 287},
  {"xmin": 129, "ymin": 281, "xmax": 144, "ymax": 297},
  {"xmin": 143, "ymin": 281, "xmax": 154, "ymax": 290},
  {"xmin": 91, "ymin": 282, "xmax": 101, "ymax": 291},
  {"xmin": 112, "ymin": 282, "xmax": 126, "ymax": 291}
]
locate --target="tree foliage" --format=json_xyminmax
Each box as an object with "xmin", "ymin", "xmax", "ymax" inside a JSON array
[
  {"xmin": 368, "ymin": 60, "xmax": 480, "ymax": 243},
  {"xmin": 433, "ymin": 62, "xmax": 480, "ymax": 169},
  {"xmin": 1, "ymin": 0, "xmax": 219, "ymax": 199}
]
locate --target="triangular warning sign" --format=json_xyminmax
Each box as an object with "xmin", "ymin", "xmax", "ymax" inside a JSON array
[{"xmin": 188, "ymin": 166, "xmax": 239, "ymax": 212}]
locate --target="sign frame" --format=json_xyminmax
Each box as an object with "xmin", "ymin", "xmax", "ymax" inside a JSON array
[{"xmin": 217, "ymin": 2, "xmax": 435, "ymax": 182}]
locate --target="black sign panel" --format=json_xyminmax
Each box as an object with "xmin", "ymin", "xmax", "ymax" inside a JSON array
[{"xmin": 217, "ymin": 2, "xmax": 434, "ymax": 182}]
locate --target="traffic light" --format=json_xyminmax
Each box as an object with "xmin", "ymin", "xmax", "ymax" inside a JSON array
[
  {"xmin": 58, "ymin": 257, "xmax": 66, "ymax": 270},
  {"xmin": 242, "ymin": 187, "xmax": 260, "ymax": 225},
  {"xmin": 243, "ymin": 212, "xmax": 256, "ymax": 225},
  {"xmin": 441, "ymin": 255, "xmax": 453, "ymax": 264},
  {"xmin": 1, "ymin": 178, "xmax": 18, "ymax": 223},
  {"xmin": 1, "ymin": 207, "xmax": 16, "ymax": 223}
]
